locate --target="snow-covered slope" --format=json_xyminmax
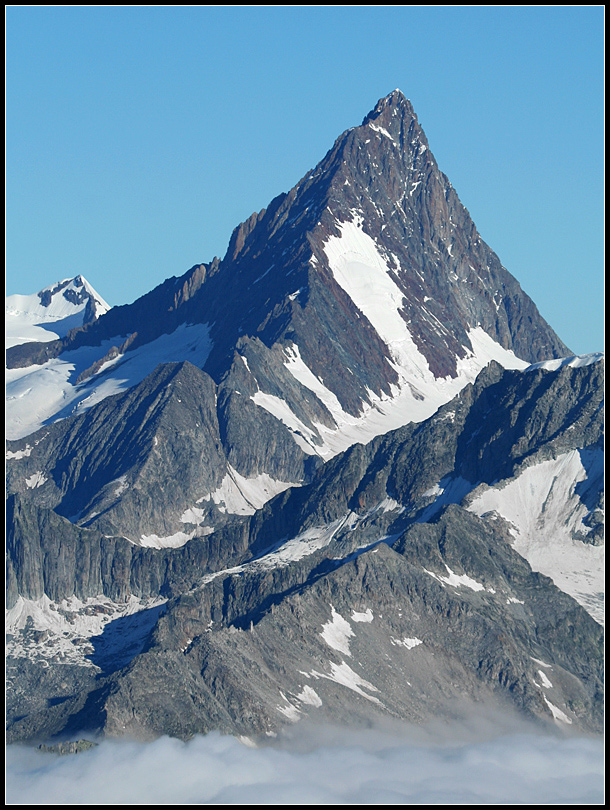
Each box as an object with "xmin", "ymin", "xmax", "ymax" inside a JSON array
[
  {"xmin": 468, "ymin": 448, "xmax": 604, "ymax": 624},
  {"xmin": 526, "ymin": 353, "xmax": 604, "ymax": 372},
  {"xmin": 265, "ymin": 325, "xmax": 529, "ymax": 461},
  {"xmin": 6, "ymin": 276, "xmax": 109, "ymax": 349},
  {"xmin": 6, "ymin": 323, "xmax": 213, "ymax": 440},
  {"xmin": 5, "ymin": 322, "xmax": 528, "ymax": 449}
]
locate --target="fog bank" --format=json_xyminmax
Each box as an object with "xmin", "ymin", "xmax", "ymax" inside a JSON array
[{"xmin": 6, "ymin": 720, "xmax": 603, "ymax": 805}]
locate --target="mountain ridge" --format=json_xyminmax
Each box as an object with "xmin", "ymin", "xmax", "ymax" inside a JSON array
[
  {"xmin": 6, "ymin": 359, "xmax": 604, "ymax": 742},
  {"xmin": 7, "ymin": 90, "xmax": 569, "ymax": 372}
]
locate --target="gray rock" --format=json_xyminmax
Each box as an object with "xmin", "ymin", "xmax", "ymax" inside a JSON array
[{"xmin": 6, "ymin": 361, "xmax": 603, "ymax": 742}]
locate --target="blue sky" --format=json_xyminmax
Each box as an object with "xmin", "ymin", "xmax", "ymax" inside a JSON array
[{"xmin": 6, "ymin": 6, "xmax": 603, "ymax": 354}]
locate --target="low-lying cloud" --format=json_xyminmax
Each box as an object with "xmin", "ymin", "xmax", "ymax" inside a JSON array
[{"xmin": 6, "ymin": 718, "xmax": 603, "ymax": 805}]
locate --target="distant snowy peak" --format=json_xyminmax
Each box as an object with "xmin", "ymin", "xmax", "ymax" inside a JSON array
[
  {"xmin": 6, "ymin": 275, "xmax": 110, "ymax": 349},
  {"xmin": 8, "ymin": 275, "xmax": 109, "ymax": 321},
  {"xmin": 526, "ymin": 353, "xmax": 604, "ymax": 373}
]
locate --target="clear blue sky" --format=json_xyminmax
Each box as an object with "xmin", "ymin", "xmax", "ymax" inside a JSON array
[{"xmin": 6, "ymin": 6, "xmax": 604, "ymax": 355}]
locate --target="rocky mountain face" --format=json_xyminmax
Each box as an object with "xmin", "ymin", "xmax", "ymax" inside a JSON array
[
  {"xmin": 6, "ymin": 359, "xmax": 604, "ymax": 741},
  {"xmin": 6, "ymin": 92, "xmax": 569, "ymax": 376},
  {"xmin": 5, "ymin": 91, "xmax": 603, "ymax": 745},
  {"xmin": 6, "ymin": 91, "xmax": 571, "ymax": 538}
]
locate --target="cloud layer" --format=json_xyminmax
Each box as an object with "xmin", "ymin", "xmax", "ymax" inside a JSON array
[{"xmin": 6, "ymin": 722, "xmax": 603, "ymax": 805}]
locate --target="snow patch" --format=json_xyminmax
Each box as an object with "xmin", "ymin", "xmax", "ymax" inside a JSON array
[
  {"xmin": 468, "ymin": 449, "xmax": 604, "ymax": 624},
  {"xmin": 390, "ymin": 637, "xmax": 423, "ymax": 649},
  {"xmin": 320, "ymin": 606, "xmax": 354, "ymax": 656},
  {"xmin": 368, "ymin": 122, "xmax": 396, "ymax": 143},
  {"xmin": 251, "ymin": 391, "xmax": 320, "ymax": 455},
  {"xmin": 6, "ymin": 322, "xmax": 214, "ymax": 440},
  {"xmin": 531, "ymin": 657, "xmax": 553, "ymax": 669},
  {"xmin": 537, "ymin": 670, "xmax": 553, "ymax": 689},
  {"xmin": 25, "ymin": 471, "xmax": 47, "ymax": 489},
  {"xmin": 378, "ymin": 498, "xmax": 404, "ymax": 513},
  {"xmin": 199, "ymin": 516, "xmax": 352, "ymax": 586},
  {"xmin": 253, "ymin": 517, "xmax": 350, "ymax": 570},
  {"xmin": 139, "ymin": 530, "xmax": 195, "ymax": 549},
  {"xmin": 236, "ymin": 736, "xmax": 257, "ymax": 748},
  {"xmin": 310, "ymin": 661, "xmax": 381, "ymax": 705},
  {"xmin": 295, "ymin": 685, "xmax": 323, "ymax": 707},
  {"xmin": 277, "ymin": 693, "xmax": 301, "ymax": 722},
  {"xmin": 6, "ymin": 445, "xmax": 32, "ymax": 460},
  {"xmin": 283, "ymin": 344, "xmax": 346, "ymax": 427},
  {"xmin": 204, "ymin": 466, "xmax": 297, "ymax": 516},
  {"xmin": 425, "ymin": 564, "xmax": 489, "ymax": 593},
  {"xmin": 180, "ymin": 506, "xmax": 207, "ymax": 525},
  {"xmin": 6, "ymin": 593, "xmax": 166, "ymax": 669},
  {"xmin": 458, "ymin": 327, "xmax": 529, "ymax": 373},
  {"xmin": 112, "ymin": 475, "xmax": 129, "ymax": 497},
  {"xmin": 351, "ymin": 608, "xmax": 374, "ymax": 623},
  {"xmin": 543, "ymin": 696, "xmax": 572, "ymax": 725},
  {"xmin": 526, "ymin": 353, "xmax": 603, "ymax": 373},
  {"xmin": 323, "ymin": 216, "xmax": 433, "ymax": 377}
]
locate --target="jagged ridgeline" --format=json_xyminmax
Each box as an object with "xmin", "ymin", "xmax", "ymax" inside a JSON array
[
  {"xmin": 6, "ymin": 91, "xmax": 572, "ymax": 542},
  {"xmin": 6, "ymin": 91, "xmax": 602, "ymax": 744}
]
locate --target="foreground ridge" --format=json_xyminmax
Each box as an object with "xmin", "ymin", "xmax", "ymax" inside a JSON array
[{"xmin": 6, "ymin": 360, "xmax": 604, "ymax": 741}]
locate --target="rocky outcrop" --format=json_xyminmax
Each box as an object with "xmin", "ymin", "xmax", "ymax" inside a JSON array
[
  {"xmin": 6, "ymin": 359, "xmax": 313, "ymax": 541},
  {"xmin": 7, "ymin": 499, "xmax": 603, "ymax": 743},
  {"xmin": 6, "ymin": 493, "xmax": 254, "ymax": 610}
]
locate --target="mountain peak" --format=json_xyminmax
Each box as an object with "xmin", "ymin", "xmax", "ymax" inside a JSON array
[
  {"xmin": 7, "ymin": 91, "xmax": 570, "ymax": 432},
  {"xmin": 361, "ymin": 89, "xmax": 415, "ymax": 127},
  {"xmin": 5, "ymin": 275, "xmax": 110, "ymax": 350}
]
